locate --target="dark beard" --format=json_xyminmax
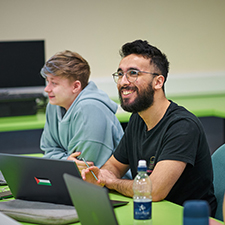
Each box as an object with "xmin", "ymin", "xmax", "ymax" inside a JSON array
[{"xmin": 119, "ymin": 82, "xmax": 154, "ymax": 113}]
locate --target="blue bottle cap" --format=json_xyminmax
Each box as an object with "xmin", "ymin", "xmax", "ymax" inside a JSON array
[
  {"xmin": 137, "ymin": 160, "xmax": 147, "ymax": 171},
  {"xmin": 183, "ymin": 200, "xmax": 209, "ymax": 225}
]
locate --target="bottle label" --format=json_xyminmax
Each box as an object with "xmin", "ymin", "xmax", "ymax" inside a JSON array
[{"xmin": 134, "ymin": 201, "xmax": 152, "ymax": 220}]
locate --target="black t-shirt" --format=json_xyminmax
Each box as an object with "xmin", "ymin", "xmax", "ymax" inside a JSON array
[{"xmin": 114, "ymin": 101, "xmax": 217, "ymax": 215}]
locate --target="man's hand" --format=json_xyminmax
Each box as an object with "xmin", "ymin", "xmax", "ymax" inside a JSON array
[
  {"xmin": 67, "ymin": 152, "xmax": 94, "ymax": 174},
  {"xmin": 98, "ymin": 169, "xmax": 118, "ymax": 189},
  {"xmin": 81, "ymin": 166, "xmax": 104, "ymax": 187},
  {"xmin": 81, "ymin": 166, "xmax": 122, "ymax": 189}
]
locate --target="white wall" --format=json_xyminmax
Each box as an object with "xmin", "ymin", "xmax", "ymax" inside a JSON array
[{"xmin": 1, "ymin": 0, "xmax": 225, "ymax": 98}]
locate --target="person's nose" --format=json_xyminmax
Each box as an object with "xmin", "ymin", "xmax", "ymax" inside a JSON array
[
  {"xmin": 119, "ymin": 73, "xmax": 130, "ymax": 86},
  {"xmin": 44, "ymin": 83, "xmax": 51, "ymax": 93}
]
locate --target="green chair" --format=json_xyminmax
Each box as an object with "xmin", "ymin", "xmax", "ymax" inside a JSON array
[{"xmin": 211, "ymin": 144, "xmax": 225, "ymax": 221}]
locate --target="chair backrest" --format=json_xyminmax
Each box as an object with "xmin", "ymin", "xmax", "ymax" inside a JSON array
[{"xmin": 211, "ymin": 144, "xmax": 225, "ymax": 221}]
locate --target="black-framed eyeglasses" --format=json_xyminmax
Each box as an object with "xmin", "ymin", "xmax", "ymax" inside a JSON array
[{"xmin": 112, "ymin": 69, "xmax": 160, "ymax": 83}]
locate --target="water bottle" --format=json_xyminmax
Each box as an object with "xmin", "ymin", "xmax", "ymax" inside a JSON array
[{"xmin": 133, "ymin": 160, "xmax": 152, "ymax": 225}]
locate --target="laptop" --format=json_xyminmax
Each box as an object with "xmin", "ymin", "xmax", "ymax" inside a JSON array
[
  {"xmin": 0, "ymin": 171, "xmax": 7, "ymax": 185},
  {"xmin": 64, "ymin": 173, "xmax": 129, "ymax": 225},
  {"xmin": 0, "ymin": 153, "xmax": 81, "ymax": 205},
  {"xmin": 0, "ymin": 212, "xmax": 21, "ymax": 225}
]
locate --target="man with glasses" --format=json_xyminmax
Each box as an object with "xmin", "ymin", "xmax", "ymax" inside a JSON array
[{"xmin": 82, "ymin": 40, "xmax": 217, "ymax": 216}]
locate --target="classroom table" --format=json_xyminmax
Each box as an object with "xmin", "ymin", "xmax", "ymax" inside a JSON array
[
  {"xmin": 0, "ymin": 187, "xmax": 223, "ymax": 225},
  {"xmin": 116, "ymin": 93, "xmax": 225, "ymax": 154},
  {"xmin": 115, "ymin": 93, "xmax": 225, "ymax": 122},
  {"xmin": 0, "ymin": 93, "xmax": 225, "ymax": 154},
  {"xmin": 1, "ymin": 93, "xmax": 225, "ymax": 132},
  {"xmin": 0, "ymin": 153, "xmax": 223, "ymax": 225}
]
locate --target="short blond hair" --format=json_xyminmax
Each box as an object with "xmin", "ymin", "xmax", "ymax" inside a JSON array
[{"xmin": 41, "ymin": 50, "xmax": 90, "ymax": 89}]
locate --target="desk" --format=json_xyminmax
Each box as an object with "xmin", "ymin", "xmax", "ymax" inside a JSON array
[
  {"xmin": 0, "ymin": 191, "xmax": 221, "ymax": 225},
  {"xmin": 108, "ymin": 192, "xmax": 184, "ymax": 225},
  {"xmin": 1, "ymin": 94, "xmax": 225, "ymax": 132},
  {"xmin": 0, "ymin": 113, "xmax": 45, "ymax": 154},
  {"xmin": 0, "ymin": 154, "xmax": 223, "ymax": 225},
  {"xmin": 116, "ymin": 94, "xmax": 225, "ymax": 154},
  {"xmin": 115, "ymin": 93, "xmax": 225, "ymax": 121},
  {"xmin": 0, "ymin": 94, "xmax": 225, "ymax": 154}
]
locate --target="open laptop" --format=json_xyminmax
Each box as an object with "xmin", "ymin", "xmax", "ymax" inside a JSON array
[
  {"xmin": 0, "ymin": 153, "xmax": 81, "ymax": 205},
  {"xmin": 0, "ymin": 171, "xmax": 7, "ymax": 185},
  {"xmin": 0, "ymin": 212, "xmax": 21, "ymax": 225},
  {"xmin": 64, "ymin": 173, "xmax": 129, "ymax": 225}
]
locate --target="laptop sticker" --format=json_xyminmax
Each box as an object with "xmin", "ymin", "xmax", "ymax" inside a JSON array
[{"xmin": 34, "ymin": 177, "xmax": 52, "ymax": 186}]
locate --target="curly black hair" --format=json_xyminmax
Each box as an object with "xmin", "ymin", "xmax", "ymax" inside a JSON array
[{"xmin": 120, "ymin": 40, "xmax": 169, "ymax": 84}]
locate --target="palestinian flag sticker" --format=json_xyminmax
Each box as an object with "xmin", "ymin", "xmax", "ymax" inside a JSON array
[{"xmin": 34, "ymin": 177, "xmax": 52, "ymax": 186}]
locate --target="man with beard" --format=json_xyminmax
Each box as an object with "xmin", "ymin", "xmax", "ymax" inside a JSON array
[{"xmin": 82, "ymin": 40, "xmax": 217, "ymax": 216}]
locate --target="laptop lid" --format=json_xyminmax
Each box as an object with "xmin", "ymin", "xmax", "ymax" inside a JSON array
[
  {"xmin": 63, "ymin": 173, "xmax": 119, "ymax": 225},
  {"xmin": 0, "ymin": 153, "xmax": 81, "ymax": 205}
]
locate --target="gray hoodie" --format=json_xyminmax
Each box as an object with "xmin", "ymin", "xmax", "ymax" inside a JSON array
[{"xmin": 40, "ymin": 81, "xmax": 124, "ymax": 168}]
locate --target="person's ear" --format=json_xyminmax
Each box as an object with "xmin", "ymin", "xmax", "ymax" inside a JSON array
[
  {"xmin": 72, "ymin": 80, "xmax": 82, "ymax": 94},
  {"xmin": 154, "ymin": 75, "xmax": 164, "ymax": 90}
]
